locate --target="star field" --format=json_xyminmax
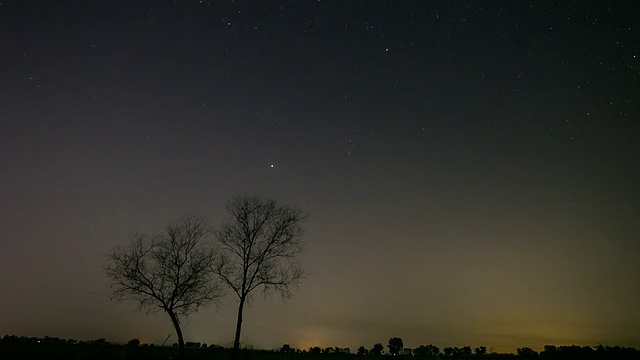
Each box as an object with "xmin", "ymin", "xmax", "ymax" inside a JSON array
[{"xmin": 1, "ymin": 0, "xmax": 639, "ymax": 353}]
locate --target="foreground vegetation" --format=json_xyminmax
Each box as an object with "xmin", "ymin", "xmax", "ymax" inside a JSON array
[
  {"xmin": 2, "ymin": 335, "xmax": 639, "ymax": 360},
  {"xmin": 106, "ymin": 196, "xmax": 308, "ymax": 358}
]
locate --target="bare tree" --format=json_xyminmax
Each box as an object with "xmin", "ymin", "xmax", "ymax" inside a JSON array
[
  {"xmin": 106, "ymin": 215, "xmax": 222, "ymax": 358},
  {"xmin": 215, "ymin": 195, "xmax": 308, "ymax": 360}
]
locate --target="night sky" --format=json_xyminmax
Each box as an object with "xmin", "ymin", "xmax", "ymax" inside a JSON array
[{"xmin": 1, "ymin": 0, "xmax": 639, "ymax": 353}]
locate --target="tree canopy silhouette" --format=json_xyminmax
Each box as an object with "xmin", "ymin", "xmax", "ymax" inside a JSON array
[
  {"xmin": 215, "ymin": 195, "xmax": 308, "ymax": 360},
  {"xmin": 475, "ymin": 346, "xmax": 487, "ymax": 356},
  {"xmin": 357, "ymin": 346, "xmax": 369, "ymax": 355},
  {"xmin": 415, "ymin": 344, "xmax": 440, "ymax": 356},
  {"xmin": 387, "ymin": 337, "xmax": 403, "ymax": 356},
  {"xmin": 371, "ymin": 343, "xmax": 384, "ymax": 356},
  {"xmin": 106, "ymin": 215, "xmax": 222, "ymax": 358}
]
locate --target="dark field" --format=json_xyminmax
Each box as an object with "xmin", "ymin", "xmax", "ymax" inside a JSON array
[{"xmin": 1, "ymin": 336, "xmax": 639, "ymax": 360}]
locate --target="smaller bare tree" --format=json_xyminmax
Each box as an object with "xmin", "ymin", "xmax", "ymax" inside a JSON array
[
  {"xmin": 106, "ymin": 215, "xmax": 222, "ymax": 358},
  {"xmin": 215, "ymin": 195, "xmax": 308, "ymax": 360}
]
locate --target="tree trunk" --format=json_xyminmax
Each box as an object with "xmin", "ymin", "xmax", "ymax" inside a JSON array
[
  {"xmin": 168, "ymin": 309, "xmax": 186, "ymax": 359},
  {"xmin": 231, "ymin": 296, "xmax": 246, "ymax": 360}
]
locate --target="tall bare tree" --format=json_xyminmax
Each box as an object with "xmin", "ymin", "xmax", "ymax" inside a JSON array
[
  {"xmin": 106, "ymin": 215, "xmax": 222, "ymax": 358},
  {"xmin": 215, "ymin": 195, "xmax": 308, "ymax": 360}
]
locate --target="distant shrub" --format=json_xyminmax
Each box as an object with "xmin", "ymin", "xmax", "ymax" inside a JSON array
[{"xmin": 127, "ymin": 338, "xmax": 140, "ymax": 347}]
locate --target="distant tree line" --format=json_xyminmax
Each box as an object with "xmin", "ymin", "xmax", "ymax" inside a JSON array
[
  {"xmin": 0, "ymin": 334, "xmax": 230, "ymax": 360},
  {"xmin": 2, "ymin": 335, "xmax": 638, "ymax": 360},
  {"xmin": 276, "ymin": 337, "xmax": 639, "ymax": 360},
  {"xmin": 1, "ymin": 335, "xmax": 111, "ymax": 346}
]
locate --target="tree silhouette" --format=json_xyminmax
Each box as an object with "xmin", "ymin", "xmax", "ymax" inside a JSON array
[
  {"xmin": 388, "ymin": 337, "xmax": 403, "ymax": 356},
  {"xmin": 357, "ymin": 346, "xmax": 369, "ymax": 355},
  {"xmin": 106, "ymin": 215, "xmax": 222, "ymax": 358},
  {"xmin": 517, "ymin": 347, "xmax": 538, "ymax": 357},
  {"xmin": 475, "ymin": 346, "xmax": 487, "ymax": 356},
  {"xmin": 460, "ymin": 346, "xmax": 472, "ymax": 356},
  {"xmin": 415, "ymin": 344, "xmax": 440, "ymax": 357},
  {"xmin": 542, "ymin": 345, "xmax": 557, "ymax": 356},
  {"xmin": 371, "ymin": 343, "xmax": 384, "ymax": 356},
  {"xmin": 127, "ymin": 338, "xmax": 140, "ymax": 347},
  {"xmin": 215, "ymin": 195, "xmax": 308, "ymax": 360},
  {"xmin": 427, "ymin": 345, "xmax": 440, "ymax": 356},
  {"xmin": 443, "ymin": 347, "xmax": 454, "ymax": 357}
]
